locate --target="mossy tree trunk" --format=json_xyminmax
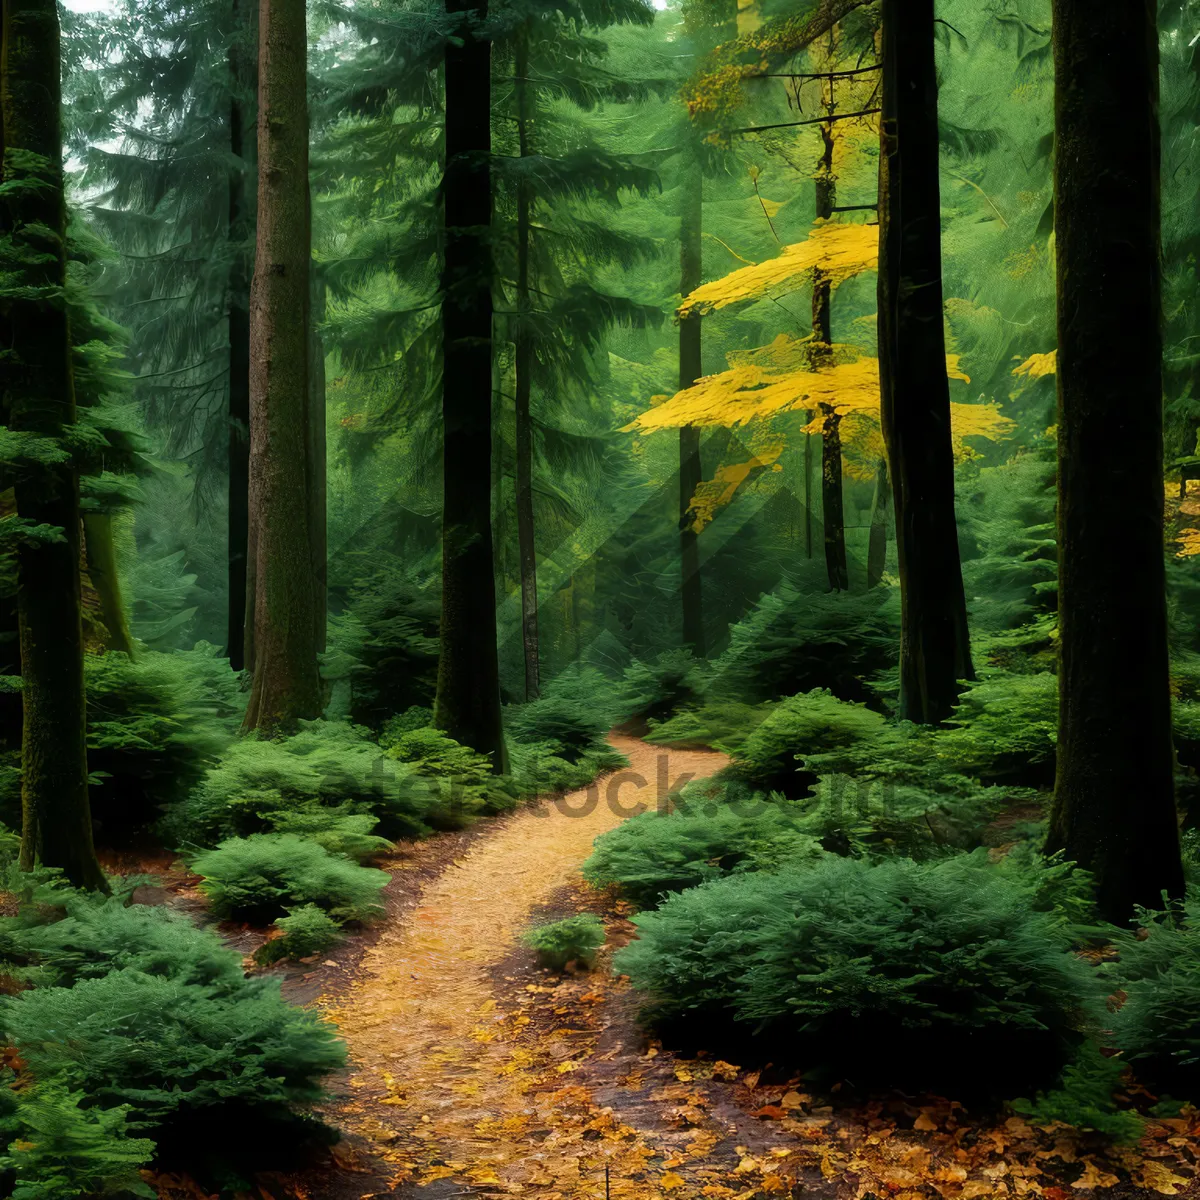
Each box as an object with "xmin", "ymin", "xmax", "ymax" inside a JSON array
[
  {"xmin": 226, "ymin": 0, "xmax": 254, "ymax": 671},
  {"xmin": 679, "ymin": 155, "xmax": 705, "ymax": 657},
  {"xmin": 82, "ymin": 512, "xmax": 133, "ymax": 655},
  {"xmin": 2, "ymin": 0, "xmax": 107, "ymax": 889},
  {"xmin": 1044, "ymin": 0, "xmax": 1184, "ymax": 921},
  {"xmin": 434, "ymin": 0, "xmax": 507, "ymax": 771},
  {"xmin": 514, "ymin": 28, "xmax": 540, "ymax": 700},
  {"xmin": 242, "ymin": 0, "xmax": 321, "ymax": 735},
  {"xmin": 877, "ymin": 0, "xmax": 974, "ymax": 724}
]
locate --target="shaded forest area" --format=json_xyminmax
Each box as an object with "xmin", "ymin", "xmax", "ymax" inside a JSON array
[{"xmin": 3, "ymin": 0, "xmax": 1200, "ymax": 1195}]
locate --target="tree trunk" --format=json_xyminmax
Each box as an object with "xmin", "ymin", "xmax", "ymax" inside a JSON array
[
  {"xmin": 679, "ymin": 156, "xmax": 705, "ymax": 656},
  {"xmin": 514, "ymin": 29, "xmax": 539, "ymax": 700},
  {"xmin": 814, "ymin": 109, "xmax": 848, "ymax": 592},
  {"xmin": 1044, "ymin": 0, "xmax": 1183, "ymax": 921},
  {"xmin": 866, "ymin": 457, "xmax": 890, "ymax": 589},
  {"xmin": 242, "ymin": 0, "xmax": 321, "ymax": 735},
  {"xmin": 2, "ymin": 0, "xmax": 107, "ymax": 889},
  {"xmin": 877, "ymin": 0, "xmax": 974, "ymax": 724},
  {"xmin": 82, "ymin": 513, "xmax": 133, "ymax": 655},
  {"xmin": 435, "ymin": 0, "xmax": 507, "ymax": 770},
  {"xmin": 309, "ymin": 267, "xmax": 327, "ymax": 656},
  {"xmin": 226, "ymin": 0, "xmax": 253, "ymax": 671}
]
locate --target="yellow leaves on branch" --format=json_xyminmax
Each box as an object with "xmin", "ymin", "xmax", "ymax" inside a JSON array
[
  {"xmin": 678, "ymin": 222, "xmax": 878, "ymax": 318},
  {"xmin": 1012, "ymin": 350, "xmax": 1057, "ymax": 380},
  {"xmin": 687, "ymin": 439, "xmax": 784, "ymax": 533},
  {"xmin": 627, "ymin": 338, "xmax": 1013, "ymax": 470}
]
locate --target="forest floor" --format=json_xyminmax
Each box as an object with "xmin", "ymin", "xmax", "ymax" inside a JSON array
[{"xmin": 140, "ymin": 737, "xmax": 1200, "ymax": 1200}]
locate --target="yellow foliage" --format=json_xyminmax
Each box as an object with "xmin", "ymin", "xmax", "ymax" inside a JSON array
[
  {"xmin": 687, "ymin": 440, "xmax": 784, "ymax": 533},
  {"xmin": 1012, "ymin": 350, "xmax": 1057, "ymax": 380},
  {"xmin": 678, "ymin": 222, "xmax": 878, "ymax": 318}
]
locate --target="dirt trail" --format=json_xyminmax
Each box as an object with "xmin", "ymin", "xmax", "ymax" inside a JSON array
[{"xmin": 312, "ymin": 735, "xmax": 730, "ymax": 1199}]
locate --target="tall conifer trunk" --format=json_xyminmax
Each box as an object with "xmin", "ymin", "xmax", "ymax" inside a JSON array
[
  {"xmin": 877, "ymin": 0, "xmax": 974, "ymax": 723},
  {"xmin": 242, "ymin": 0, "xmax": 320, "ymax": 734},
  {"xmin": 1045, "ymin": 0, "xmax": 1183, "ymax": 920},
  {"xmin": 309, "ymin": 267, "xmax": 327, "ymax": 656},
  {"xmin": 679, "ymin": 157, "xmax": 705, "ymax": 656},
  {"xmin": 514, "ymin": 29, "xmax": 539, "ymax": 700},
  {"xmin": 227, "ymin": 0, "xmax": 253, "ymax": 670},
  {"xmin": 2, "ymin": 0, "xmax": 106, "ymax": 888},
  {"xmin": 814, "ymin": 108, "xmax": 848, "ymax": 592},
  {"xmin": 435, "ymin": 0, "xmax": 507, "ymax": 769},
  {"xmin": 866, "ymin": 457, "xmax": 890, "ymax": 588},
  {"xmin": 82, "ymin": 513, "xmax": 133, "ymax": 655}
]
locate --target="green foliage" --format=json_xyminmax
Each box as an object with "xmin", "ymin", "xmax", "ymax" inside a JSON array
[
  {"xmin": 0, "ymin": 1083, "xmax": 155, "ymax": 1200},
  {"xmin": 3, "ymin": 966, "xmax": 346, "ymax": 1127},
  {"xmin": 725, "ymin": 689, "xmax": 887, "ymax": 795},
  {"xmin": 190, "ymin": 834, "xmax": 388, "ymax": 924},
  {"xmin": 616, "ymin": 853, "xmax": 1100, "ymax": 1089},
  {"xmin": 617, "ymin": 650, "xmax": 706, "ymax": 726},
  {"xmin": 82, "ymin": 646, "xmax": 242, "ymax": 830},
  {"xmin": 255, "ymin": 905, "xmax": 343, "ymax": 966},
  {"xmin": 1012, "ymin": 1043, "xmax": 1144, "ymax": 1144},
  {"xmin": 521, "ymin": 914, "xmax": 606, "ymax": 971},
  {"xmin": 711, "ymin": 582, "xmax": 901, "ymax": 706},
  {"xmin": 584, "ymin": 793, "xmax": 823, "ymax": 905},
  {"xmin": 383, "ymin": 726, "xmax": 505, "ymax": 817},
  {"xmin": 644, "ymin": 699, "xmax": 771, "ymax": 754},
  {"xmin": 1107, "ymin": 901, "xmax": 1200, "ymax": 1095},
  {"xmin": 164, "ymin": 720, "xmax": 449, "ymax": 847}
]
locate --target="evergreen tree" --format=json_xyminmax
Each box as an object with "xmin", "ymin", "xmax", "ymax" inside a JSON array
[
  {"xmin": 494, "ymin": 0, "xmax": 659, "ymax": 696},
  {"xmin": 436, "ymin": 0, "xmax": 507, "ymax": 765},
  {"xmin": 243, "ymin": 0, "xmax": 321, "ymax": 733},
  {"xmin": 1045, "ymin": 0, "xmax": 1184, "ymax": 920},
  {"xmin": 1, "ymin": 0, "xmax": 106, "ymax": 889},
  {"xmin": 877, "ymin": 0, "xmax": 974, "ymax": 723}
]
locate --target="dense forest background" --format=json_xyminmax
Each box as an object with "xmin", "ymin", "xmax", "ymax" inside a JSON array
[{"xmin": 4, "ymin": 0, "xmax": 1200, "ymax": 1194}]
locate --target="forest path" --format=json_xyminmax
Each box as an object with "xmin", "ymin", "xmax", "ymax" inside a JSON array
[{"xmin": 304, "ymin": 734, "xmax": 746, "ymax": 1200}]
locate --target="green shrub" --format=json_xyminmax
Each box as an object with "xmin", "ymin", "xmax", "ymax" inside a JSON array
[
  {"xmin": 378, "ymin": 705, "xmax": 434, "ymax": 741},
  {"xmin": 506, "ymin": 693, "xmax": 610, "ymax": 762},
  {"xmin": 255, "ymin": 905, "xmax": 343, "ymax": 966},
  {"xmin": 521, "ymin": 915, "xmax": 606, "ymax": 971},
  {"xmin": 506, "ymin": 738, "xmax": 628, "ymax": 798},
  {"xmin": 0, "ymin": 893, "xmax": 245, "ymax": 992},
  {"xmin": 645, "ymin": 700, "xmax": 771, "ymax": 755},
  {"xmin": 710, "ymin": 580, "xmax": 900, "ymax": 706},
  {"xmin": 935, "ymin": 672, "xmax": 1058, "ymax": 787},
  {"xmin": 384, "ymin": 726, "xmax": 506, "ymax": 817},
  {"xmin": 1012, "ymin": 1043, "xmax": 1144, "ymax": 1144},
  {"xmin": 2, "ymin": 967, "xmax": 346, "ymax": 1129},
  {"xmin": 584, "ymin": 794, "xmax": 823, "ymax": 905},
  {"xmin": 617, "ymin": 650, "xmax": 706, "ymax": 727},
  {"xmin": 190, "ymin": 834, "xmax": 388, "ymax": 923},
  {"xmin": 267, "ymin": 806, "xmax": 391, "ymax": 862},
  {"xmin": 1108, "ymin": 900, "xmax": 1200, "ymax": 1095},
  {"xmin": 725, "ymin": 689, "xmax": 886, "ymax": 795},
  {"xmin": 164, "ymin": 720, "xmax": 449, "ymax": 847},
  {"xmin": 616, "ymin": 853, "xmax": 1100, "ymax": 1090},
  {"xmin": 0, "ymin": 1083, "xmax": 155, "ymax": 1200}
]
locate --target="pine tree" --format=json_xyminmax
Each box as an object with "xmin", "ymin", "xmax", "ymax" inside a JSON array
[
  {"xmin": 242, "ymin": 0, "xmax": 321, "ymax": 734},
  {"xmin": 1045, "ymin": 0, "xmax": 1184, "ymax": 921},
  {"xmin": 877, "ymin": 0, "xmax": 974, "ymax": 723},
  {"xmin": 495, "ymin": 0, "xmax": 659, "ymax": 696},
  {"xmin": 1, "ymin": 0, "xmax": 106, "ymax": 889},
  {"xmin": 436, "ymin": 0, "xmax": 507, "ymax": 765}
]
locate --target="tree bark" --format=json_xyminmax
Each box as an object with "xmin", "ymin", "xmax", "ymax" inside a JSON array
[
  {"xmin": 514, "ymin": 29, "xmax": 539, "ymax": 700},
  {"xmin": 309, "ymin": 267, "xmax": 327, "ymax": 656},
  {"xmin": 877, "ymin": 0, "xmax": 974, "ymax": 724},
  {"xmin": 679, "ymin": 156, "xmax": 705, "ymax": 656},
  {"xmin": 434, "ymin": 0, "xmax": 507, "ymax": 770},
  {"xmin": 866, "ymin": 457, "xmax": 890, "ymax": 589},
  {"xmin": 242, "ymin": 0, "xmax": 321, "ymax": 735},
  {"xmin": 2, "ymin": 0, "xmax": 106, "ymax": 889},
  {"xmin": 814, "ymin": 109, "xmax": 848, "ymax": 592},
  {"xmin": 82, "ymin": 512, "xmax": 133, "ymax": 655},
  {"xmin": 1044, "ymin": 0, "xmax": 1183, "ymax": 921},
  {"xmin": 226, "ymin": 0, "xmax": 253, "ymax": 671}
]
